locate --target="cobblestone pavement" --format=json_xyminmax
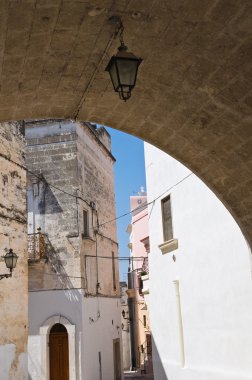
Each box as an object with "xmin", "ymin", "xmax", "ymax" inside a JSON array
[{"xmin": 124, "ymin": 371, "xmax": 154, "ymax": 380}]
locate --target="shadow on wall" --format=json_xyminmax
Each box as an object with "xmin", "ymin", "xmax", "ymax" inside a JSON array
[
  {"xmin": 44, "ymin": 184, "xmax": 63, "ymax": 214},
  {"xmin": 152, "ymin": 337, "xmax": 169, "ymax": 380},
  {"xmin": 44, "ymin": 234, "xmax": 80, "ymax": 290},
  {"xmin": 28, "ymin": 234, "xmax": 83, "ymax": 292}
]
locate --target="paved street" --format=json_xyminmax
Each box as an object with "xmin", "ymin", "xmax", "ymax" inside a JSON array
[{"xmin": 124, "ymin": 371, "xmax": 154, "ymax": 380}]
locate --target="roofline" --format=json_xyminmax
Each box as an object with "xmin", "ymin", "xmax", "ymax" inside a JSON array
[
  {"xmin": 24, "ymin": 119, "xmax": 116, "ymax": 162},
  {"xmin": 81, "ymin": 122, "xmax": 116, "ymax": 162}
]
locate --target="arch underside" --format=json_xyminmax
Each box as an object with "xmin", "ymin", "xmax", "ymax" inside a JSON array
[{"xmin": 0, "ymin": 1, "xmax": 251, "ymax": 244}]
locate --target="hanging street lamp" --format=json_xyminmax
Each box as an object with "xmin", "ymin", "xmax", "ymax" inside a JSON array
[
  {"xmin": 0, "ymin": 249, "xmax": 19, "ymax": 280},
  {"xmin": 105, "ymin": 24, "xmax": 142, "ymax": 102}
]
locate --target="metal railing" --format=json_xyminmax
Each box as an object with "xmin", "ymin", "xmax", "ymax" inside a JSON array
[{"xmin": 28, "ymin": 230, "xmax": 46, "ymax": 261}]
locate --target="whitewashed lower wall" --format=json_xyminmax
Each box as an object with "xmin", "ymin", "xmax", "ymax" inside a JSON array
[
  {"xmin": 144, "ymin": 142, "xmax": 252, "ymax": 380},
  {"xmin": 81, "ymin": 297, "xmax": 123, "ymax": 380},
  {"xmin": 28, "ymin": 290, "xmax": 123, "ymax": 380}
]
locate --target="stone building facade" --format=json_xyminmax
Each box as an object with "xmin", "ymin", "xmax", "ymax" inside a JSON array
[
  {"xmin": 0, "ymin": 122, "xmax": 28, "ymax": 380},
  {"xmin": 26, "ymin": 120, "xmax": 122, "ymax": 380},
  {"xmin": 127, "ymin": 190, "xmax": 152, "ymax": 374}
]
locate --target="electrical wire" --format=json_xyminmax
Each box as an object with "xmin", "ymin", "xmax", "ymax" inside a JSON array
[
  {"xmin": 0, "ymin": 151, "xmax": 193, "ymax": 230},
  {"xmin": 95, "ymin": 172, "xmax": 193, "ymax": 229},
  {"xmin": 84, "ymin": 255, "xmax": 145, "ymax": 260},
  {"xmin": 28, "ymin": 269, "xmax": 85, "ymax": 280},
  {"xmin": 29, "ymin": 287, "xmax": 83, "ymax": 293},
  {"xmin": 0, "ymin": 152, "xmax": 90, "ymax": 206},
  {"xmin": 28, "ymin": 256, "xmax": 145, "ymax": 280}
]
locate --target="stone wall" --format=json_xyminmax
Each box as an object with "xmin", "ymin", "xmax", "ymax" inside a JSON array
[
  {"xmin": 77, "ymin": 122, "xmax": 119, "ymax": 297},
  {"xmin": 26, "ymin": 120, "xmax": 81, "ymax": 290},
  {"xmin": 0, "ymin": 122, "xmax": 27, "ymax": 380}
]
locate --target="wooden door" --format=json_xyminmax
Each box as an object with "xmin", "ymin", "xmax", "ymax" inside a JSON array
[
  {"xmin": 146, "ymin": 334, "xmax": 152, "ymax": 357},
  {"xmin": 113, "ymin": 339, "xmax": 122, "ymax": 380},
  {"xmin": 49, "ymin": 323, "xmax": 69, "ymax": 380}
]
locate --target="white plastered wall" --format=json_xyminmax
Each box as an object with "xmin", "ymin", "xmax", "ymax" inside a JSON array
[
  {"xmin": 81, "ymin": 297, "xmax": 123, "ymax": 380},
  {"xmin": 28, "ymin": 290, "xmax": 123, "ymax": 380},
  {"xmin": 28, "ymin": 289, "xmax": 82, "ymax": 380},
  {"xmin": 144, "ymin": 142, "xmax": 252, "ymax": 380}
]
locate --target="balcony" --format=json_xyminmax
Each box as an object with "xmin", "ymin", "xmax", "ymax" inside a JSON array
[
  {"xmin": 140, "ymin": 257, "xmax": 149, "ymax": 276},
  {"xmin": 28, "ymin": 231, "xmax": 46, "ymax": 262}
]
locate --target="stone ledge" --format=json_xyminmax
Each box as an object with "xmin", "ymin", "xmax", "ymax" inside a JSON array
[
  {"xmin": 141, "ymin": 274, "xmax": 149, "ymax": 281},
  {"xmin": 158, "ymin": 238, "xmax": 178, "ymax": 254},
  {"xmin": 81, "ymin": 234, "xmax": 96, "ymax": 242}
]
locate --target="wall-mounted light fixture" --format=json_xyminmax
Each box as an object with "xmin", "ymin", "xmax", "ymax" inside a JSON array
[
  {"xmin": 105, "ymin": 21, "xmax": 142, "ymax": 101},
  {"xmin": 0, "ymin": 249, "xmax": 18, "ymax": 281},
  {"xmin": 122, "ymin": 309, "xmax": 131, "ymax": 321}
]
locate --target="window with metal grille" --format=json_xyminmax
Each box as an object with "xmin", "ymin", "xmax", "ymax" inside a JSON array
[{"xmin": 161, "ymin": 195, "xmax": 173, "ymax": 242}]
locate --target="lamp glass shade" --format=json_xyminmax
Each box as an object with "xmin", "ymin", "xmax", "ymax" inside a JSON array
[
  {"xmin": 108, "ymin": 57, "xmax": 119, "ymax": 91},
  {"xmin": 3, "ymin": 249, "xmax": 18, "ymax": 269},
  {"xmin": 116, "ymin": 58, "xmax": 139, "ymax": 86},
  {"xmin": 106, "ymin": 48, "xmax": 142, "ymax": 101}
]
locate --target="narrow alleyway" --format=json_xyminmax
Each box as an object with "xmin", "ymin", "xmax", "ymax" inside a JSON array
[{"xmin": 124, "ymin": 371, "xmax": 154, "ymax": 380}]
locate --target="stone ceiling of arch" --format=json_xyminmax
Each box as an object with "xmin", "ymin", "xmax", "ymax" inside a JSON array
[{"xmin": 0, "ymin": 0, "xmax": 251, "ymax": 244}]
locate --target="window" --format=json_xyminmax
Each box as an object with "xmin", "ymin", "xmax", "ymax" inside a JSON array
[
  {"xmin": 83, "ymin": 210, "xmax": 89, "ymax": 238},
  {"xmin": 143, "ymin": 315, "xmax": 147, "ymax": 328},
  {"xmin": 112, "ymin": 252, "xmax": 116, "ymax": 290},
  {"xmin": 138, "ymin": 277, "xmax": 143, "ymax": 294},
  {"xmin": 161, "ymin": 195, "xmax": 173, "ymax": 242},
  {"xmin": 146, "ymin": 334, "xmax": 152, "ymax": 356}
]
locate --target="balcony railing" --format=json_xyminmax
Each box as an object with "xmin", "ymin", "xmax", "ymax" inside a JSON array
[
  {"xmin": 141, "ymin": 257, "xmax": 149, "ymax": 275},
  {"xmin": 28, "ymin": 231, "xmax": 46, "ymax": 261}
]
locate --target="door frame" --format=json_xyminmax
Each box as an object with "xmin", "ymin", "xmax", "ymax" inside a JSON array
[
  {"xmin": 40, "ymin": 315, "xmax": 76, "ymax": 380},
  {"xmin": 113, "ymin": 338, "xmax": 122, "ymax": 380}
]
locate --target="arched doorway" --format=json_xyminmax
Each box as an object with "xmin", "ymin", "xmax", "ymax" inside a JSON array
[{"xmin": 49, "ymin": 323, "xmax": 69, "ymax": 380}]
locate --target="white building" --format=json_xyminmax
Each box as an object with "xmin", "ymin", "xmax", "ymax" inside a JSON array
[
  {"xmin": 26, "ymin": 120, "xmax": 122, "ymax": 380},
  {"xmin": 144, "ymin": 142, "xmax": 252, "ymax": 380}
]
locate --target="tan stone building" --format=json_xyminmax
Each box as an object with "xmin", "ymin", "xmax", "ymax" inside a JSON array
[
  {"xmin": 26, "ymin": 120, "xmax": 122, "ymax": 380},
  {"xmin": 0, "ymin": 122, "xmax": 28, "ymax": 379}
]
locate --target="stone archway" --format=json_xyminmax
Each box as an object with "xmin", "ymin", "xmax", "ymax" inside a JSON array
[{"xmin": 0, "ymin": 1, "xmax": 250, "ymax": 245}]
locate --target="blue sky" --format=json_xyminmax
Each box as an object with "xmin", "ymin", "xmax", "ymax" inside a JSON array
[{"xmin": 106, "ymin": 127, "xmax": 146, "ymax": 282}]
